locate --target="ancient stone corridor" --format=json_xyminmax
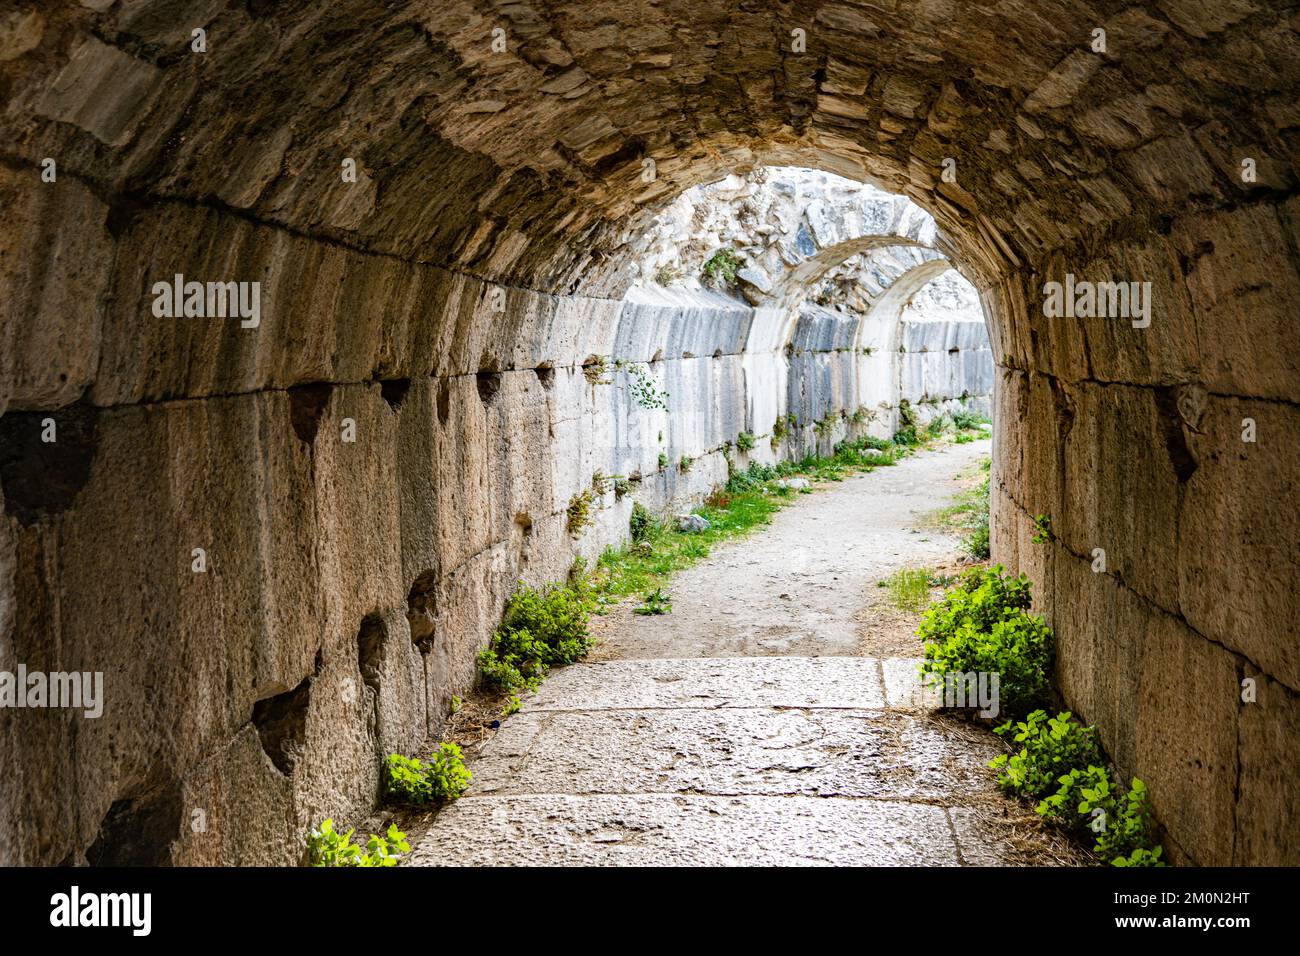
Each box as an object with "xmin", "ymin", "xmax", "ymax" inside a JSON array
[
  {"xmin": 1, "ymin": 1, "xmax": 1298, "ymax": 873},
  {"xmin": 408, "ymin": 440, "xmax": 1049, "ymax": 866}
]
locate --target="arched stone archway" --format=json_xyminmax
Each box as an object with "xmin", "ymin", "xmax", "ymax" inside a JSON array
[{"xmin": 1, "ymin": 0, "xmax": 1297, "ymax": 866}]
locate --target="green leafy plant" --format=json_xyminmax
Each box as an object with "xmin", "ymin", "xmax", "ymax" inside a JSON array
[
  {"xmin": 567, "ymin": 489, "xmax": 595, "ymax": 536},
  {"xmin": 633, "ymin": 588, "xmax": 673, "ymax": 615},
  {"xmin": 702, "ymin": 248, "xmax": 742, "ymax": 285},
  {"xmin": 736, "ymin": 430, "xmax": 756, "ymax": 452},
  {"xmin": 385, "ymin": 743, "xmax": 472, "ymax": 804},
  {"xmin": 630, "ymin": 501, "xmax": 655, "ymax": 542},
  {"xmin": 385, "ymin": 753, "xmax": 434, "ymax": 804},
  {"xmin": 1092, "ymin": 777, "xmax": 1161, "ymax": 862},
  {"xmin": 1113, "ymin": 846, "xmax": 1166, "ymax": 867},
  {"xmin": 725, "ymin": 461, "xmax": 775, "ymax": 492},
  {"xmin": 1032, "ymin": 513, "xmax": 1054, "ymax": 544},
  {"xmin": 893, "ymin": 425, "xmax": 920, "ymax": 446},
  {"xmin": 678, "ymin": 455, "xmax": 693, "ymax": 472},
  {"xmin": 1036, "ymin": 763, "xmax": 1112, "ymax": 826},
  {"xmin": 502, "ymin": 695, "xmax": 522, "ymax": 717},
  {"xmin": 658, "ymin": 452, "xmax": 670, "ymax": 470},
  {"xmin": 620, "ymin": 361, "xmax": 669, "ymax": 411},
  {"xmin": 918, "ymin": 565, "xmax": 1053, "ymax": 718},
  {"xmin": 478, "ymin": 581, "xmax": 593, "ymax": 692},
  {"xmin": 306, "ymin": 819, "xmax": 410, "ymax": 867},
  {"xmin": 449, "ymin": 694, "xmax": 462, "ymax": 715},
  {"xmin": 952, "ymin": 409, "xmax": 990, "ymax": 431},
  {"xmin": 1036, "ymin": 764, "xmax": 1165, "ymax": 864},
  {"xmin": 989, "ymin": 710, "xmax": 1102, "ymax": 799},
  {"xmin": 426, "ymin": 742, "xmax": 471, "ymax": 799}
]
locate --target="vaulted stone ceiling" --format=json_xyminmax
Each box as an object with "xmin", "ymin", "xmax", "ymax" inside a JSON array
[{"xmin": 8, "ymin": 1, "xmax": 1297, "ymax": 295}]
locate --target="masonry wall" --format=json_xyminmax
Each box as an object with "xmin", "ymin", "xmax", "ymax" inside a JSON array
[
  {"xmin": 0, "ymin": 186, "xmax": 997, "ymax": 864},
  {"xmin": 899, "ymin": 319, "xmax": 995, "ymax": 420},
  {"xmin": 987, "ymin": 201, "xmax": 1300, "ymax": 865}
]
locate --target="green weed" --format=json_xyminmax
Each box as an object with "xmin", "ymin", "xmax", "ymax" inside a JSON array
[
  {"xmin": 477, "ymin": 582, "xmax": 593, "ymax": 692},
  {"xmin": 991, "ymin": 711, "xmax": 1165, "ymax": 866},
  {"xmin": 918, "ymin": 565, "xmax": 1052, "ymax": 718},
  {"xmin": 630, "ymin": 501, "xmax": 655, "ymax": 541},
  {"xmin": 306, "ymin": 819, "xmax": 410, "ymax": 867},
  {"xmin": 1032, "ymin": 513, "xmax": 1054, "ymax": 544},
  {"xmin": 634, "ymin": 588, "xmax": 673, "ymax": 615},
  {"xmin": 384, "ymin": 743, "xmax": 471, "ymax": 804},
  {"xmin": 885, "ymin": 567, "xmax": 933, "ymax": 613},
  {"xmin": 567, "ymin": 489, "xmax": 595, "ymax": 536},
  {"xmin": 702, "ymin": 248, "xmax": 742, "ymax": 285}
]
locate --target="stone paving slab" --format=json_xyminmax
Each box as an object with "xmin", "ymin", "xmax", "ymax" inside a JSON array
[
  {"xmin": 882, "ymin": 657, "xmax": 941, "ymax": 709},
  {"xmin": 946, "ymin": 807, "xmax": 1013, "ymax": 866},
  {"xmin": 524, "ymin": 657, "xmax": 887, "ymax": 711},
  {"xmin": 468, "ymin": 707, "xmax": 998, "ymax": 802},
  {"xmin": 407, "ymin": 793, "xmax": 961, "ymax": 867}
]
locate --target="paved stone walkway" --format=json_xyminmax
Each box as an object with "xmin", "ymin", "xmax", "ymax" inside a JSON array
[{"xmin": 409, "ymin": 440, "xmax": 1049, "ymax": 866}]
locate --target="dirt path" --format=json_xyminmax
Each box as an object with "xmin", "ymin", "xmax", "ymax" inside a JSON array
[
  {"xmin": 408, "ymin": 438, "xmax": 1088, "ymax": 866},
  {"xmin": 593, "ymin": 437, "xmax": 989, "ymax": 660}
]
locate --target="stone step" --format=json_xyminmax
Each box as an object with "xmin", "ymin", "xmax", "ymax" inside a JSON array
[
  {"xmin": 406, "ymin": 657, "xmax": 1009, "ymax": 867},
  {"xmin": 467, "ymin": 706, "xmax": 996, "ymax": 802},
  {"xmin": 523, "ymin": 655, "xmax": 936, "ymax": 711},
  {"xmin": 407, "ymin": 793, "xmax": 964, "ymax": 867}
]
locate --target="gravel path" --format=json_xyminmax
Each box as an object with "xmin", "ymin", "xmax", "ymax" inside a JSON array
[{"xmin": 593, "ymin": 437, "xmax": 990, "ymax": 659}]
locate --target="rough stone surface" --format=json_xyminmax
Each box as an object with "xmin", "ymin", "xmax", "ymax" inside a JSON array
[
  {"xmin": 408, "ymin": 793, "xmax": 960, "ymax": 867},
  {"xmin": 526, "ymin": 657, "xmax": 888, "ymax": 712},
  {"xmin": 464, "ymin": 708, "xmax": 994, "ymax": 803},
  {"xmin": 674, "ymin": 513, "xmax": 710, "ymax": 533}
]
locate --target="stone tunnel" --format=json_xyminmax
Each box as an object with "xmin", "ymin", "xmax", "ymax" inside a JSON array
[{"xmin": 0, "ymin": 1, "xmax": 1296, "ymax": 867}]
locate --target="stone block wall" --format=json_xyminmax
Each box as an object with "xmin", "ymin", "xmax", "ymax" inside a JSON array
[
  {"xmin": 987, "ymin": 200, "xmax": 1300, "ymax": 864},
  {"xmin": 1, "ymin": 196, "xmax": 985, "ymax": 864},
  {"xmin": 899, "ymin": 319, "xmax": 995, "ymax": 419}
]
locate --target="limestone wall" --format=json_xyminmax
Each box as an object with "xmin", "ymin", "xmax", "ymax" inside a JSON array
[
  {"xmin": 899, "ymin": 319, "xmax": 995, "ymax": 420},
  {"xmin": 987, "ymin": 202, "xmax": 1300, "ymax": 864},
  {"xmin": 0, "ymin": 192, "xmax": 989, "ymax": 863}
]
